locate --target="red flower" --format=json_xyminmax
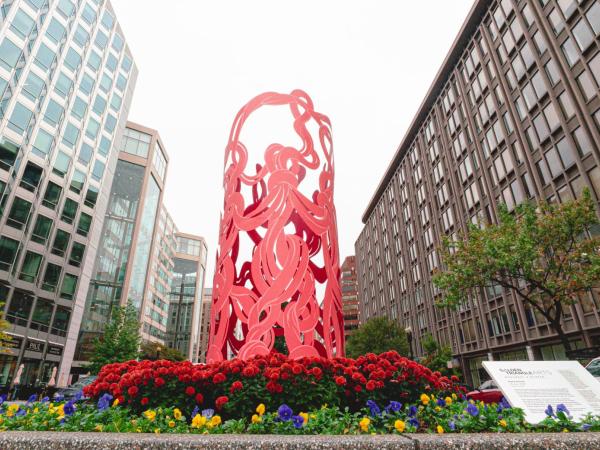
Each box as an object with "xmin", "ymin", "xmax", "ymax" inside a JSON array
[
  {"xmin": 215, "ymin": 395, "xmax": 229, "ymax": 410},
  {"xmin": 230, "ymin": 381, "xmax": 243, "ymax": 393},
  {"xmin": 366, "ymin": 380, "xmax": 376, "ymax": 391},
  {"xmin": 291, "ymin": 364, "xmax": 303, "ymax": 375},
  {"xmin": 354, "ymin": 385, "xmax": 362, "ymax": 392},
  {"xmin": 311, "ymin": 367, "xmax": 322, "ymax": 378},
  {"xmin": 127, "ymin": 386, "xmax": 138, "ymax": 397},
  {"xmin": 185, "ymin": 386, "xmax": 196, "ymax": 396},
  {"xmin": 195, "ymin": 393, "xmax": 204, "ymax": 404},
  {"xmin": 334, "ymin": 376, "xmax": 346, "ymax": 386},
  {"xmin": 154, "ymin": 377, "xmax": 165, "ymax": 388},
  {"xmin": 213, "ymin": 372, "xmax": 226, "ymax": 383},
  {"xmin": 141, "ymin": 397, "xmax": 149, "ymax": 406}
]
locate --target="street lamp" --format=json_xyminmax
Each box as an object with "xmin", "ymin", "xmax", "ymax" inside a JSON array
[{"xmin": 405, "ymin": 326, "xmax": 414, "ymax": 360}]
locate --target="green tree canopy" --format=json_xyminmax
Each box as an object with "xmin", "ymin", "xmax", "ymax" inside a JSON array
[
  {"xmin": 345, "ymin": 316, "xmax": 409, "ymax": 358},
  {"xmin": 433, "ymin": 189, "xmax": 600, "ymax": 353},
  {"xmin": 421, "ymin": 333, "xmax": 456, "ymax": 376},
  {"xmin": 139, "ymin": 341, "xmax": 186, "ymax": 361},
  {"xmin": 88, "ymin": 303, "xmax": 141, "ymax": 374}
]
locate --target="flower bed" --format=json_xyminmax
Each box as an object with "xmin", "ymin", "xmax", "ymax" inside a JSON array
[
  {"xmin": 83, "ymin": 352, "xmax": 463, "ymax": 419},
  {"xmin": 1, "ymin": 394, "xmax": 600, "ymax": 434}
]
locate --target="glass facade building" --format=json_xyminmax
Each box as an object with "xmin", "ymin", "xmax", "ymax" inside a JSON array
[
  {"xmin": 165, "ymin": 233, "xmax": 207, "ymax": 362},
  {"xmin": 341, "ymin": 256, "xmax": 359, "ymax": 340},
  {"xmin": 356, "ymin": 0, "xmax": 600, "ymax": 386},
  {"xmin": 66, "ymin": 121, "xmax": 166, "ymax": 378},
  {"xmin": 0, "ymin": 0, "xmax": 137, "ymax": 391}
]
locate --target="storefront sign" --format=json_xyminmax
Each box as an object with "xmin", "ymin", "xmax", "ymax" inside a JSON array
[
  {"xmin": 483, "ymin": 361, "xmax": 600, "ymax": 423},
  {"xmin": 25, "ymin": 339, "xmax": 45, "ymax": 353},
  {"xmin": 2, "ymin": 336, "xmax": 22, "ymax": 349},
  {"xmin": 47, "ymin": 345, "xmax": 63, "ymax": 356}
]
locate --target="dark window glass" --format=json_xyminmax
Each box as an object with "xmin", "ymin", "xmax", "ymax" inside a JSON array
[
  {"xmin": 0, "ymin": 236, "xmax": 20, "ymax": 271},
  {"xmin": 30, "ymin": 298, "xmax": 53, "ymax": 332},
  {"xmin": 60, "ymin": 273, "xmax": 78, "ymax": 300},
  {"xmin": 7, "ymin": 197, "xmax": 32, "ymax": 230},
  {"xmin": 51, "ymin": 229, "xmax": 70, "ymax": 257},
  {"xmin": 42, "ymin": 182, "xmax": 62, "ymax": 209},
  {"xmin": 20, "ymin": 162, "xmax": 43, "ymax": 192},
  {"xmin": 69, "ymin": 242, "xmax": 85, "ymax": 267},
  {"xmin": 0, "ymin": 139, "xmax": 19, "ymax": 172},
  {"xmin": 70, "ymin": 170, "xmax": 85, "ymax": 194},
  {"xmin": 41, "ymin": 263, "xmax": 61, "ymax": 293},
  {"xmin": 51, "ymin": 307, "xmax": 70, "ymax": 336},
  {"xmin": 31, "ymin": 215, "xmax": 53, "ymax": 245},
  {"xmin": 6, "ymin": 290, "xmax": 33, "ymax": 326},
  {"xmin": 77, "ymin": 212, "xmax": 92, "ymax": 237},
  {"xmin": 18, "ymin": 251, "xmax": 43, "ymax": 283},
  {"xmin": 61, "ymin": 198, "xmax": 78, "ymax": 224},
  {"xmin": 84, "ymin": 185, "xmax": 98, "ymax": 208}
]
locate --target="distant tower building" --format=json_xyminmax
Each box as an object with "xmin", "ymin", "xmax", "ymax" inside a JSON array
[
  {"xmin": 166, "ymin": 233, "xmax": 207, "ymax": 362},
  {"xmin": 198, "ymin": 287, "xmax": 212, "ymax": 363},
  {"xmin": 341, "ymin": 256, "xmax": 359, "ymax": 340},
  {"xmin": 0, "ymin": 0, "xmax": 137, "ymax": 389}
]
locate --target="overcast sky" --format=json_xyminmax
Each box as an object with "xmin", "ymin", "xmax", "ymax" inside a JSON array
[{"xmin": 110, "ymin": 0, "xmax": 474, "ymax": 282}]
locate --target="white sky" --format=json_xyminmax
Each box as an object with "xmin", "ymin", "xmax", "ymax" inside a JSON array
[{"xmin": 110, "ymin": 0, "xmax": 474, "ymax": 281}]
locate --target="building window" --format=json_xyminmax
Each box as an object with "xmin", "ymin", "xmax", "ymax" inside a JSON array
[
  {"xmin": 42, "ymin": 182, "xmax": 62, "ymax": 210},
  {"xmin": 51, "ymin": 229, "xmax": 70, "ymax": 257},
  {"xmin": 121, "ymin": 127, "xmax": 151, "ymax": 157},
  {"xmin": 0, "ymin": 38, "xmax": 21, "ymax": 72},
  {"xmin": 61, "ymin": 198, "xmax": 78, "ymax": 224},
  {"xmin": 8, "ymin": 103, "xmax": 33, "ymax": 135},
  {"xmin": 51, "ymin": 307, "xmax": 70, "ymax": 336},
  {"xmin": 41, "ymin": 263, "xmax": 61, "ymax": 293},
  {"xmin": 53, "ymin": 151, "xmax": 71, "ymax": 177},
  {"xmin": 69, "ymin": 242, "xmax": 85, "ymax": 267},
  {"xmin": 84, "ymin": 186, "xmax": 98, "ymax": 208},
  {"xmin": 0, "ymin": 236, "xmax": 20, "ymax": 271},
  {"xmin": 19, "ymin": 251, "xmax": 43, "ymax": 283},
  {"xmin": 60, "ymin": 274, "xmax": 78, "ymax": 300},
  {"xmin": 32, "ymin": 129, "xmax": 54, "ymax": 159},
  {"xmin": 30, "ymin": 299, "xmax": 53, "ymax": 332},
  {"xmin": 6, "ymin": 290, "xmax": 33, "ymax": 327},
  {"xmin": 31, "ymin": 215, "xmax": 53, "ymax": 245},
  {"xmin": 7, "ymin": 197, "xmax": 32, "ymax": 230}
]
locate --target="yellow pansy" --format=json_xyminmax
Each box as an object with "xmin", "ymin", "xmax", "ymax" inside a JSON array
[
  {"xmin": 435, "ymin": 406, "xmax": 441, "ymax": 412},
  {"xmin": 131, "ymin": 419, "xmax": 138, "ymax": 426},
  {"xmin": 563, "ymin": 428, "xmax": 569, "ymax": 433},
  {"xmin": 499, "ymin": 419, "xmax": 507, "ymax": 427},
  {"xmin": 8, "ymin": 404, "xmax": 19, "ymax": 413},
  {"xmin": 136, "ymin": 428, "xmax": 142, "ymax": 433},
  {"xmin": 143, "ymin": 410, "xmax": 156, "ymax": 421},
  {"xmin": 94, "ymin": 424, "xmax": 103, "ymax": 432},
  {"xmin": 168, "ymin": 420, "xmax": 176, "ymax": 428},
  {"xmin": 256, "ymin": 404, "xmax": 265, "ymax": 416},
  {"xmin": 251, "ymin": 414, "xmax": 262, "ymax": 424},
  {"xmin": 192, "ymin": 414, "xmax": 207, "ymax": 428},
  {"xmin": 310, "ymin": 414, "xmax": 317, "ymax": 419},
  {"xmin": 445, "ymin": 397, "xmax": 452, "ymax": 406},
  {"xmin": 359, "ymin": 417, "xmax": 370, "ymax": 432},
  {"xmin": 6, "ymin": 411, "xmax": 13, "ymax": 418},
  {"xmin": 56, "ymin": 404, "xmax": 64, "ymax": 416},
  {"xmin": 173, "ymin": 408, "xmax": 182, "ymax": 420},
  {"xmin": 33, "ymin": 408, "xmax": 39, "ymax": 413},
  {"xmin": 154, "ymin": 428, "xmax": 160, "ymax": 435},
  {"xmin": 437, "ymin": 425, "xmax": 444, "ymax": 434},
  {"xmin": 452, "ymin": 393, "xmax": 457, "ymax": 401},
  {"xmin": 430, "ymin": 394, "xmax": 436, "ymax": 401},
  {"xmin": 394, "ymin": 420, "xmax": 406, "ymax": 433},
  {"xmin": 113, "ymin": 398, "xmax": 119, "ymax": 407},
  {"xmin": 210, "ymin": 415, "xmax": 221, "ymax": 427},
  {"xmin": 299, "ymin": 412, "xmax": 309, "ymax": 424},
  {"xmin": 420, "ymin": 394, "xmax": 430, "ymax": 405}
]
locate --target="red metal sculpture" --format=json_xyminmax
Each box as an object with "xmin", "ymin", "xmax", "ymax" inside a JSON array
[{"xmin": 207, "ymin": 90, "xmax": 343, "ymax": 362}]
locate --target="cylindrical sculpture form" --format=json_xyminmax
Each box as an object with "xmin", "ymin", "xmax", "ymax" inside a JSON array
[{"xmin": 207, "ymin": 90, "xmax": 343, "ymax": 362}]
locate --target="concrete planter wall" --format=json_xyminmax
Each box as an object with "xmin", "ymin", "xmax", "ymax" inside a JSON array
[{"xmin": 1, "ymin": 432, "xmax": 600, "ymax": 449}]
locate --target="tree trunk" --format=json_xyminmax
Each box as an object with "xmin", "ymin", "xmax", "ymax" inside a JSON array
[{"xmin": 551, "ymin": 319, "xmax": 573, "ymax": 355}]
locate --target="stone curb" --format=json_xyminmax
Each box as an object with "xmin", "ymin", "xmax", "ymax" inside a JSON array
[{"xmin": 1, "ymin": 432, "xmax": 600, "ymax": 449}]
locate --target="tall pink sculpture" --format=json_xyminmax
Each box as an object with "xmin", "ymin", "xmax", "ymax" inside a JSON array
[{"xmin": 207, "ymin": 90, "xmax": 343, "ymax": 362}]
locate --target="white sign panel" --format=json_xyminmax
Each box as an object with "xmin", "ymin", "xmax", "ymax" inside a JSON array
[{"xmin": 483, "ymin": 361, "xmax": 600, "ymax": 423}]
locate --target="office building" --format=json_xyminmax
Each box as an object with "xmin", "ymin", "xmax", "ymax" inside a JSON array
[
  {"xmin": 64, "ymin": 121, "xmax": 167, "ymax": 381},
  {"xmin": 198, "ymin": 287, "xmax": 212, "ymax": 363},
  {"xmin": 0, "ymin": 0, "xmax": 137, "ymax": 390},
  {"xmin": 341, "ymin": 256, "xmax": 359, "ymax": 339},
  {"xmin": 165, "ymin": 232, "xmax": 207, "ymax": 362},
  {"xmin": 356, "ymin": 0, "xmax": 600, "ymax": 385}
]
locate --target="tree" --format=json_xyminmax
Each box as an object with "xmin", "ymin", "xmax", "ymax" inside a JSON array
[
  {"xmin": 345, "ymin": 317, "xmax": 409, "ymax": 358},
  {"xmin": 139, "ymin": 342, "xmax": 186, "ymax": 361},
  {"xmin": 88, "ymin": 303, "xmax": 141, "ymax": 374},
  {"xmin": 433, "ymin": 190, "xmax": 600, "ymax": 354},
  {"xmin": 421, "ymin": 333, "xmax": 456, "ymax": 376},
  {"xmin": 0, "ymin": 303, "xmax": 12, "ymax": 354}
]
